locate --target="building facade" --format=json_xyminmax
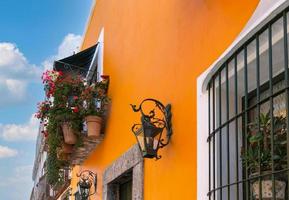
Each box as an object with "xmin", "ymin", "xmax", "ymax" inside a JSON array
[
  {"xmin": 31, "ymin": 124, "xmax": 72, "ymax": 200},
  {"xmin": 32, "ymin": 0, "xmax": 289, "ymax": 199},
  {"xmin": 70, "ymin": 0, "xmax": 258, "ymax": 199}
]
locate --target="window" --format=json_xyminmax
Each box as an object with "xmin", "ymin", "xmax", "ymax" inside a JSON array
[
  {"xmin": 119, "ymin": 179, "xmax": 132, "ymax": 200},
  {"xmin": 207, "ymin": 8, "xmax": 289, "ymax": 200},
  {"xmin": 74, "ymin": 191, "xmax": 81, "ymax": 200},
  {"xmin": 107, "ymin": 171, "xmax": 133, "ymax": 200},
  {"xmin": 103, "ymin": 145, "xmax": 143, "ymax": 200}
]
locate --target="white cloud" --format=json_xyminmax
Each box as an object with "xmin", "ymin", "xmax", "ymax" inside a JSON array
[
  {"xmin": 0, "ymin": 43, "xmax": 41, "ymax": 106},
  {"xmin": 0, "ymin": 115, "xmax": 39, "ymax": 141},
  {"xmin": 0, "ymin": 34, "xmax": 81, "ymax": 106},
  {"xmin": 57, "ymin": 33, "xmax": 82, "ymax": 58},
  {"xmin": 0, "ymin": 33, "xmax": 81, "ymax": 142},
  {"xmin": 0, "ymin": 145, "xmax": 18, "ymax": 158},
  {"xmin": 42, "ymin": 33, "xmax": 82, "ymax": 70}
]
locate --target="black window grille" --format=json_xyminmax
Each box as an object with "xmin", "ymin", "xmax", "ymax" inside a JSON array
[{"xmin": 207, "ymin": 7, "xmax": 289, "ymax": 200}]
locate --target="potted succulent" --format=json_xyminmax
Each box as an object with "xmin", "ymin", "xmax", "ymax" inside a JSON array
[
  {"xmin": 81, "ymin": 76, "xmax": 110, "ymax": 138},
  {"xmin": 242, "ymin": 112, "xmax": 287, "ymax": 199}
]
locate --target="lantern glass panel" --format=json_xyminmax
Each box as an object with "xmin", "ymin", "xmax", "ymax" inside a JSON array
[
  {"xmin": 135, "ymin": 128, "xmax": 145, "ymax": 152},
  {"xmin": 145, "ymin": 136, "xmax": 154, "ymax": 150}
]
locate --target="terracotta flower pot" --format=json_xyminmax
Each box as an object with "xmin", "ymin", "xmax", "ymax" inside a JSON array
[
  {"xmin": 62, "ymin": 122, "xmax": 77, "ymax": 144},
  {"xmin": 56, "ymin": 148, "xmax": 70, "ymax": 161},
  {"xmin": 62, "ymin": 143, "xmax": 74, "ymax": 154},
  {"xmin": 85, "ymin": 115, "xmax": 102, "ymax": 138},
  {"xmin": 252, "ymin": 176, "xmax": 286, "ymax": 199}
]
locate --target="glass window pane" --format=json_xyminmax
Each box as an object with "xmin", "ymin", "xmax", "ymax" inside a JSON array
[
  {"xmin": 221, "ymin": 68, "xmax": 227, "ymax": 124},
  {"xmin": 260, "ymin": 29, "xmax": 270, "ymax": 101},
  {"xmin": 210, "ymin": 84, "xmax": 214, "ymax": 133},
  {"xmin": 237, "ymin": 50, "xmax": 245, "ymax": 113},
  {"xmin": 272, "ymin": 17, "xmax": 285, "ymax": 91},
  {"xmin": 247, "ymin": 39, "xmax": 257, "ymax": 99},
  {"xmin": 228, "ymin": 59, "xmax": 236, "ymax": 119},
  {"xmin": 215, "ymin": 76, "xmax": 220, "ymax": 128}
]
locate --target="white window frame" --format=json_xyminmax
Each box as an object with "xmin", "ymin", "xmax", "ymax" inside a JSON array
[{"xmin": 86, "ymin": 27, "xmax": 104, "ymax": 82}]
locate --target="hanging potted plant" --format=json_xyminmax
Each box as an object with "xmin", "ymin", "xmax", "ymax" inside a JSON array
[
  {"xmin": 57, "ymin": 147, "xmax": 70, "ymax": 161},
  {"xmin": 61, "ymin": 142, "xmax": 74, "ymax": 154},
  {"xmin": 81, "ymin": 76, "xmax": 110, "ymax": 138},
  {"xmin": 38, "ymin": 70, "xmax": 84, "ymax": 185},
  {"xmin": 51, "ymin": 74, "xmax": 84, "ymax": 144},
  {"xmin": 242, "ymin": 112, "xmax": 287, "ymax": 200}
]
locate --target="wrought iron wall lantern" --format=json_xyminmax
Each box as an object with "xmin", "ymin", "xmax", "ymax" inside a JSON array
[
  {"xmin": 76, "ymin": 170, "xmax": 97, "ymax": 200},
  {"xmin": 130, "ymin": 98, "xmax": 172, "ymax": 159}
]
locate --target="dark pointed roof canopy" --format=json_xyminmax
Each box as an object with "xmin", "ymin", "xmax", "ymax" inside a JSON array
[{"xmin": 53, "ymin": 43, "xmax": 98, "ymax": 77}]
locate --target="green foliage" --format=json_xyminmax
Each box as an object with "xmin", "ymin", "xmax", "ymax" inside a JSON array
[
  {"xmin": 46, "ymin": 114, "xmax": 63, "ymax": 185},
  {"xmin": 242, "ymin": 112, "xmax": 287, "ymax": 174},
  {"xmin": 38, "ymin": 72, "xmax": 110, "ymax": 186},
  {"xmin": 46, "ymin": 75, "xmax": 84, "ymax": 185},
  {"xmin": 80, "ymin": 80, "xmax": 110, "ymax": 117}
]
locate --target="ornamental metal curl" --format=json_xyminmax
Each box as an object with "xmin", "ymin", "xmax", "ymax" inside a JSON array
[
  {"xmin": 130, "ymin": 98, "xmax": 173, "ymax": 159},
  {"xmin": 54, "ymin": 61, "xmax": 90, "ymax": 78}
]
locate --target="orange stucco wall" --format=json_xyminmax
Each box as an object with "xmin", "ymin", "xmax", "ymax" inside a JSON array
[{"xmin": 73, "ymin": 0, "xmax": 259, "ymax": 199}]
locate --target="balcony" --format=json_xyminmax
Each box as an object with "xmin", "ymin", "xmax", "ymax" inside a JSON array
[
  {"xmin": 69, "ymin": 134, "xmax": 104, "ymax": 165},
  {"xmin": 49, "ymin": 169, "xmax": 71, "ymax": 199},
  {"xmin": 36, "ymin": 43, "xmax": 109, "ymax": 186},
  {"xmin": 53, "ymin": 47, "xmax": 109, "ymax": 165}
]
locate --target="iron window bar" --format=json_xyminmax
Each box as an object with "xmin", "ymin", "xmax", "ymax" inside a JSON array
[
  {"xmin": 226, "ymin": 62, "xmax": 231, "ymax": 200},
  {"xmin": 256, "ymin": 33, "xmax": 262, "ymax": 200},
  {"xmin": 218, "ymin": 71, "xmax": 223, "ymax": 200},
  {"xmin": 234, "ymin": 55, "xmax": 240, "ymax": 200},
  {"xmin": 207, "ymin": 168, "xmax": 289, "ymax": 196},
  {"xmin": 208, "ymin": 82, "xmax": 211, "ymax": 200},
  {"xmin": 283, "ymin": 10, "xmax": 289, "ymax": 200},
  {"xmin": 207, "ymin": 84, "xmax": 289, "ymax": 141},
  {"xmin": 212, "ymin": 77, "xmax": 216, "ymax": 200}
]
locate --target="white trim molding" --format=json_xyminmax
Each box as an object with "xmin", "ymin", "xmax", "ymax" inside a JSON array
[{"xmin": 86, "ymin": 27, "xmax": 104, "ymax": 82}]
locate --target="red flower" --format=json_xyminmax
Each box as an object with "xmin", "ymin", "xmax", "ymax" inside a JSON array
[
  {"xmin": 71, "ymin": 107, "xmax": 79, "ymax": 113},
  {"xmin": 73, "ymin": 96, "xmax": 79, "ymax": 100},
  {"xmin": 42, "ymin": 130, "xmax": 48, "ymax": 138},
  {"xmin": 58, "ymin": 71, "xmax": 63, "ymax": 76}
]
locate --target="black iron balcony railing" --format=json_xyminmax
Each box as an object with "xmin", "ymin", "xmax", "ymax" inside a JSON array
[{"xmin": 49, "ymin": 169, "xmax": 71, "ymax": 199}]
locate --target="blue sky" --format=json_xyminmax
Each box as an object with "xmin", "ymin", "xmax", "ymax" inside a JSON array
[{"xmin": 0, "ymin": 1, "xmax": 92, "ymax": 199}]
